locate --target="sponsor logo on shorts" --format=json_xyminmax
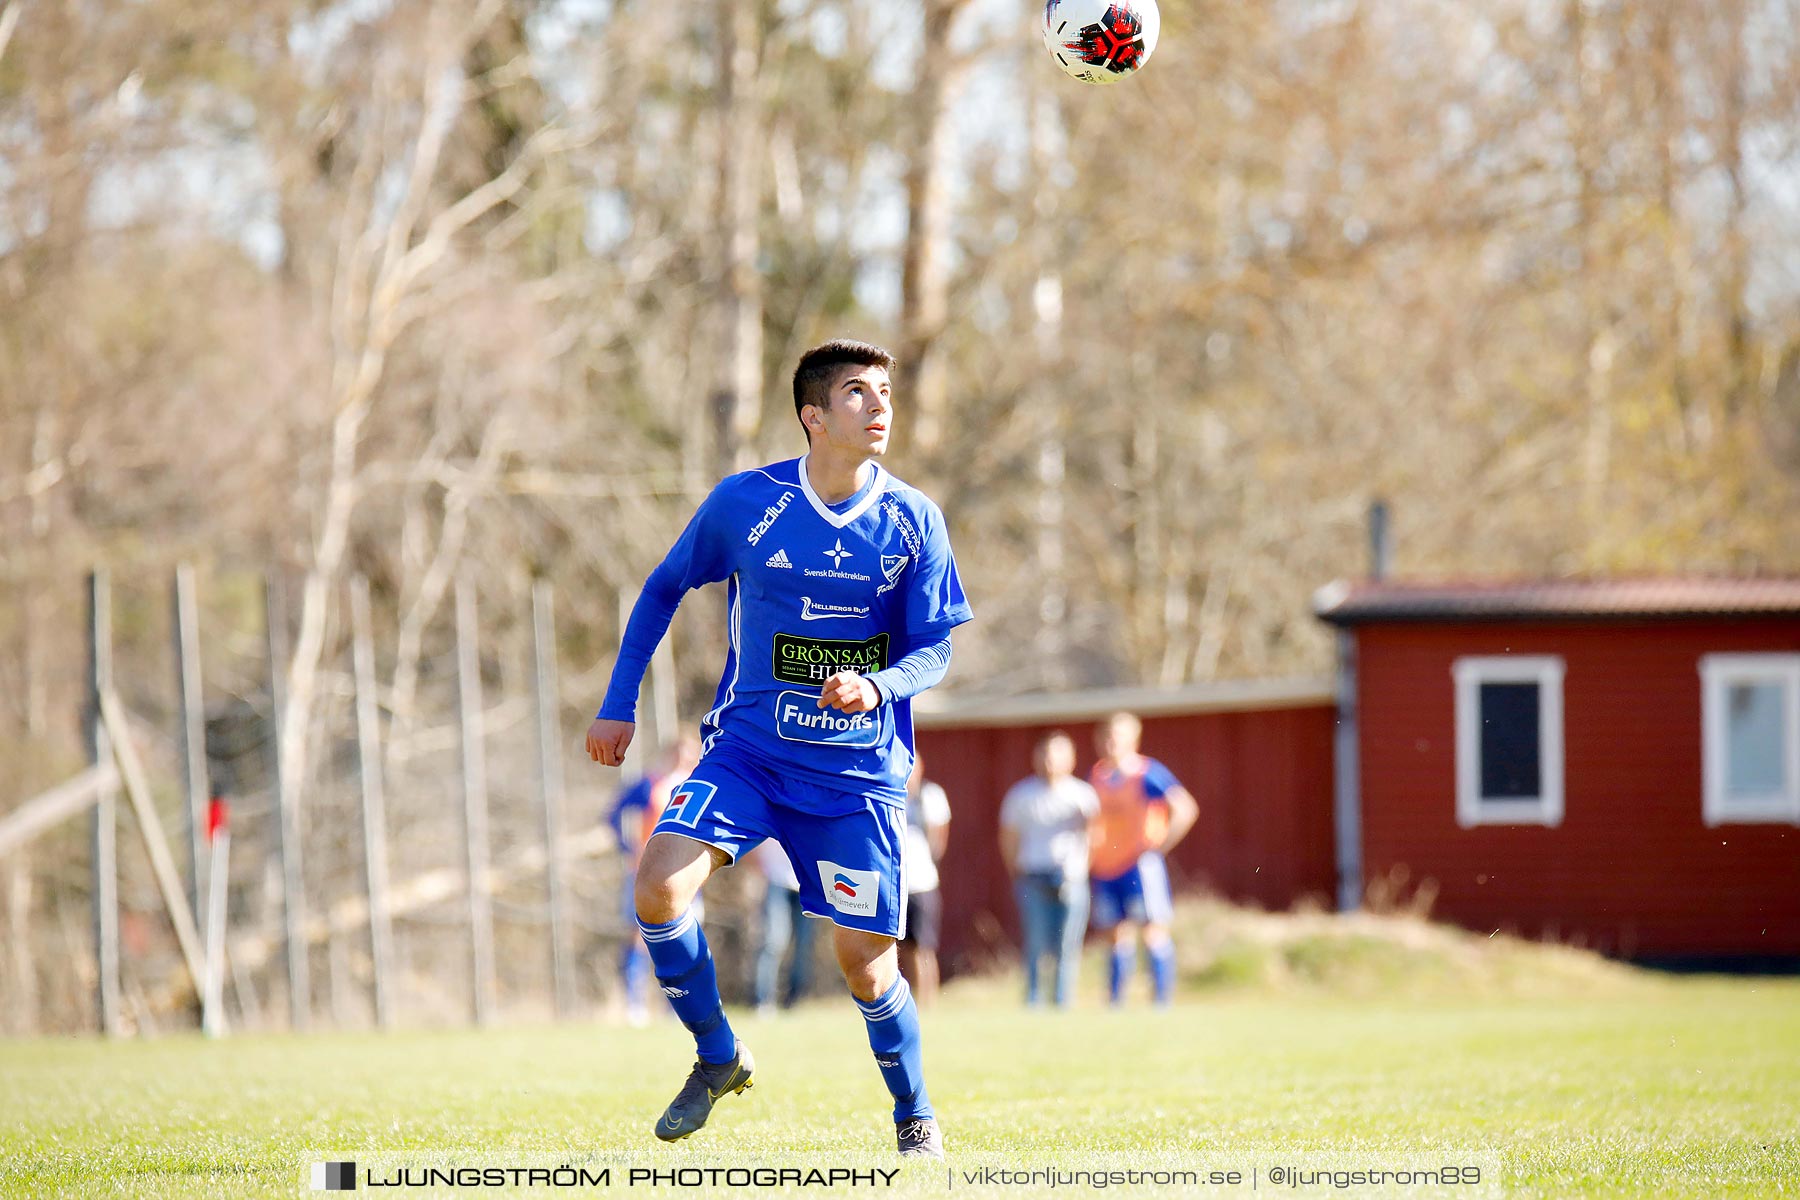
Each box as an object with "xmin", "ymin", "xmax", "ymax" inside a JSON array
[
  {"xmin": 746, "ymin": 492, "xmax": 795, "ymax": 545},
  {"xmin": 817, "ymin": 860, "xmax": 879, "ymax": 918},
  {"xmin": 661, "ymin": 780, "xmax": 718, "ymax": 829},
  {"xmin": 773, "ymin": 633, "xmax": 890, "ymax": 685},
  {"xmin": 775, "ymin": 690, "xmax": 882, "ymax": 748}
]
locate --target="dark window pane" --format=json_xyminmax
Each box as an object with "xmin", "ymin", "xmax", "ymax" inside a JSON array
[{"xmin": 1479, "ymin": 682, "xmax": 1541, "ymax": 800}]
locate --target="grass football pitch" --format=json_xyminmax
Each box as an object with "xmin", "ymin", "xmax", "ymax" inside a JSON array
[{"xmin": 1, "ymin": 973, "xmax": 1796, "ymax": 1198}]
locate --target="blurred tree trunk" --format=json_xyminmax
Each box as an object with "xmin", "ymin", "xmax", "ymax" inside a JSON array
[
  {"xmin": 1130, "ymin": 365, "xmax": 1163, "ymax": 684},
  {"xmin": 712, "ymin": 0, "xmax": 765, "ymax": 476},
  {"xmin": 1569, "ymin": 0, "xmax": 1613, "ymax": 553},
  {"xmin": 1028, "ymin": 70, "xmax": 1066, "ymax": 689},
  {"xmin": 278, "ymin": 1, "xmax": 568, "ymax": 804},
  {"xmin": 1716, "ymin": 0, "xmax": 1752, "ymax": 420},
  {"xmin": 8, "ymin": 0, "xmax": 93, "ymax": 759},
  {"xmin": 23, "ymin": 412, "xmax": 54, "ymax": 738},
  {"xmin": 899, "ymin": 0, "xmax": 974, "ymax": 453},
  {"xmin": 1648, "ymin": 2, "xmax": 1698, "ymax": 452}
]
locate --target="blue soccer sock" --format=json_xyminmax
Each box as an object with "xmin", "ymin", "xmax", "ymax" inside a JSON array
[
  {"xmin": 1108, "ymin": 943, "xmax": 1135, "ymax": 1004},
  {"xmin": 856, "ymin": 976, "xmax": 932, "ymax": 1124},
  {"xmin": 637, "ymin": 909, "xmax": 736, "ymax": 1064},
  {"xmin": 1147, "ymin": 937, "xmax": 1176, "ymax": 1006}
]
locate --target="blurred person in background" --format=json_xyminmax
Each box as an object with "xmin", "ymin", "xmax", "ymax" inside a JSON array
[
  {"xmin": 749, "ymin": 839, "xmax": 815, "ymax": 1015},
  {"xmin": 608, "ymin": 734, "xmax": 703, "ymax": 1024},
  {"xmin": 897, "ymin": 755, "xmax": 951, "ymax": 1005},
  {"xmin": 1088, "ymin": 712, "xmax": 1198, "ymax": 1006},
  {"xmin": 998, "ymin": 731, "xmax": 1098, "ymax": 1007}
]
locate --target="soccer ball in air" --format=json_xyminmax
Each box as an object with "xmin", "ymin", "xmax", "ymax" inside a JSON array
[{"xmin": 1042, "ymin": 0, "xmax": 1160, "ymax": 85}]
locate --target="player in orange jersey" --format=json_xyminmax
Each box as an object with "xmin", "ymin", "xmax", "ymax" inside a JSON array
[{"xmin": 1088, "ymin": 712, "xmax": 1198, "ymax": 1005}]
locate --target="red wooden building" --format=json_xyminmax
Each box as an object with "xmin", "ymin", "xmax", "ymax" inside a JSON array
[
  {"xmin": 913, "ymin": 679, "xmax": 1336, "ymax": 974},
  {"xmin": 1315, "ymin": 578, "xmax": 1800, "ymax": 961}
]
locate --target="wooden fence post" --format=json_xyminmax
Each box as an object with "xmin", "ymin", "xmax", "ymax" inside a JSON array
[
  {"xmin": 5, "ymin": 856, "xmax": 34, "ymax": 1035},
  {"xmin": 265, "ymin": 573, "xmax": 310, "ymax": 1030},
  {"xmin": 87, "ymin": 570, "xmax": 121, "ymax": 1037},
  {"xmin": 455, "ymin": 576, "xmax": 497, "ymax": 1025},
  {"xmin": 100, "ymin": 689, "xmax": 208, "ymax": 1001},
  {"xmin": 171, "ymin": 565, "xmax": 209, "ymax": 945},
  {"xmin": 201, "ymin": 799, "xmax": 231, "ymax": 1038},
  {"xmin": 349, "ymin": 577, "xmax": 394, "ymax": 1028},
  {"xmin": 533, "ymin": 580, "xmax": 574, "ymax": 1018}
]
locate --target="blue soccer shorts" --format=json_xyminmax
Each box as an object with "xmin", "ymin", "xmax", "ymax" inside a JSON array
[
  {"xmin": 1090, "ymin": 852, "xmax": 1174, "ymax": 929},
  {"xmin": 646, "ymin": 746, "xmax": 909, "ymax": 939}
]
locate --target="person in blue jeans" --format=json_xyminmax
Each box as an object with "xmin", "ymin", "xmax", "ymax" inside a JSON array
[
  {"xmin": 750, "ymin": 840, "xmax": 815, "ymax": 1013},
  {"xmin": 998, "ymin": 731, "xmax": 1099, "ymax": 1007}
]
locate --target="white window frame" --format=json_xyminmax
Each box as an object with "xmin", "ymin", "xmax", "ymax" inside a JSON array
[
  {"xmin": 1700, "ymin": 653, "xmax": 1800, "ymax": 827},
  {"xmin": 1452, "ymin": 655, "xmax": 1565, "ymax": 828}
]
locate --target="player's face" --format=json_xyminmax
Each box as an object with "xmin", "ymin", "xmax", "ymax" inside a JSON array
[
  {"xmin": 1100, "ymin": 719, "xmax": 1139, "ymax": 760},
  {"xmin": 809, "ymin": 365, "xmax": 892, "ymax": 458}
]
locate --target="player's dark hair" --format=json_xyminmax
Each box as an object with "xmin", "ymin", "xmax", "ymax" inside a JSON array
[{"xmin": 792, "ymin": 339, "xmax": 896, "ymax": 440}]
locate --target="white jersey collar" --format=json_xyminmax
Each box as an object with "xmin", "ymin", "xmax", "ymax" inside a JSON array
[{"xmin": 797, "ymin": 453, "xmax": 887, "ymax": 528}]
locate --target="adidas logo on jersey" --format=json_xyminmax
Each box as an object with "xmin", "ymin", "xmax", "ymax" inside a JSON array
[{"xmin": 766, "ymin": 548, "xmax": 793, "ymax": 568}]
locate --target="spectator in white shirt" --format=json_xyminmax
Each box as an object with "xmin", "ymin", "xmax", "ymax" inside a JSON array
[
  {"xmin": 998, "ymin": 731, "xmax": 1099, "ymax": 1007},
  {"xmin": 898, "ymin": 755, "xmax": 952, "ymax": 1006}
]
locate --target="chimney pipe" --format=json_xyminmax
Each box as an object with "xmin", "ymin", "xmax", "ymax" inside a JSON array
[{"xmin": 1369, "ymin": 499, "xmax": 1391, "ymax": 581}]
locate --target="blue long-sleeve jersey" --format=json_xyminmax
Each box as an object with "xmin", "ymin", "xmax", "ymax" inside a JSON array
[{"xmin": 600, "ymin": 455, "xmax": 973, "ymax": 811}]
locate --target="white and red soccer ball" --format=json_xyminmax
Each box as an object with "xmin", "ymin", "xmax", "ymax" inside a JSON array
[{"xmin": 1042, "ymin": 0, "xmax": 1160, "ymax": 85}]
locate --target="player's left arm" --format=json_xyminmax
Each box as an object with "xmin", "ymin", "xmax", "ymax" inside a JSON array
[
  {"xmin": 925, "ymin": 782, "xmax": 951, "ymax": 860},
  {"xmin": 817, "ymin": 635, "xmax": 952, "ymax": 712},
  {"xmin": 1159, "ymin": 785, "xmax": 1199, "ymax": 854}
]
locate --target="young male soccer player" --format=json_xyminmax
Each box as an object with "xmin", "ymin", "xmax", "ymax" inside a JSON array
[
  {"xmin": 1088, "ymin": 712, "xmax": 1199, "ymax": 1005},
  {"xmin": 586, "ymin": 340, "xmax": 971, "ymax": 1159}
]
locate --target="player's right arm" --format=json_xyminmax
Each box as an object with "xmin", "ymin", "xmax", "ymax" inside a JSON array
[
  {"xmin": 997, "ymin": 824, "xmax": 1021, "ymax": 876},
  {"xmin": 1080, "ymin": 781, "xmax": 1106, "ymax": 868},
  {"xmin": 587, "ymin": 718, "xmax": 635, "ymax": 766},
  {"xmin": 587, "ymin": 485, "xmax": 736, "ymax": 768},
  {"xmin": 997, "ymin": 784, "xmax": 1022, "ymax": 876}
]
